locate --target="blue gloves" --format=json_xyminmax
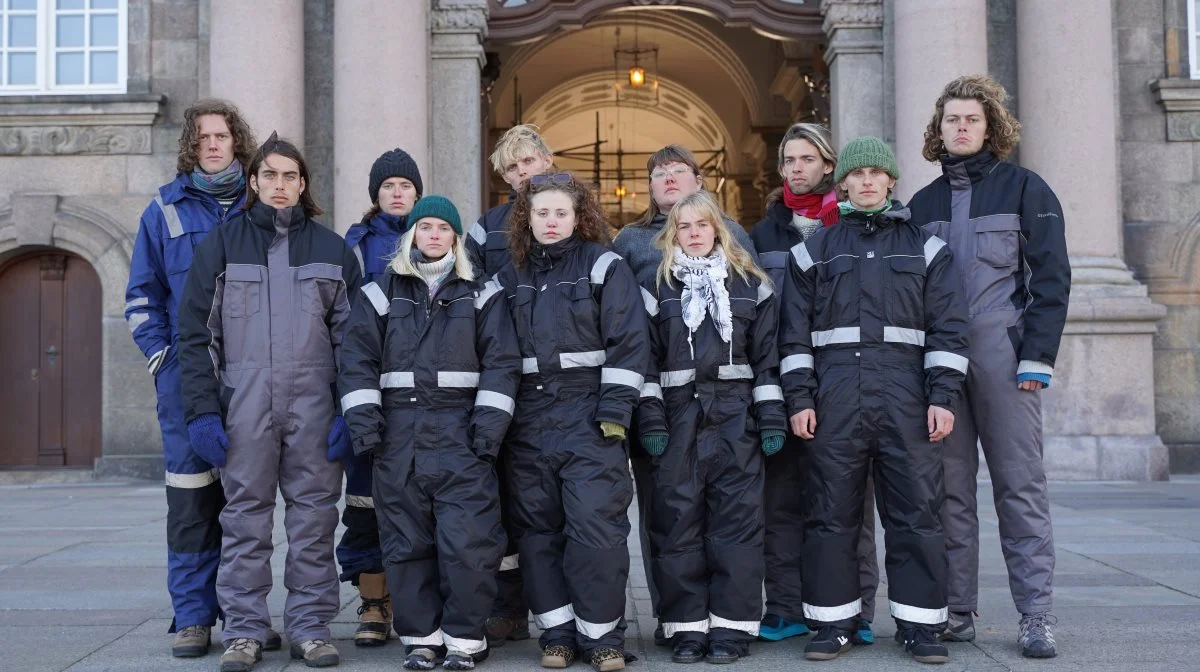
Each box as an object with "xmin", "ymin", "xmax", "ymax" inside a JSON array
[
  {"xmin": 187, "ymin": 413, "xmax": 229, "ymax": 468},
  {"xmin": 326, "ymin": 415, "xmax": 353, "ymax": 463},
  {"xmin": 761, "ymin": 430, "xmax": 786, "ymax": 456},
  {"xmin": 641, "ymin": 432, "xmax": 669, "ymax": 457}
]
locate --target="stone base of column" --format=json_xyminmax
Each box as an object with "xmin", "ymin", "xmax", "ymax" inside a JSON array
[
  {"xmin": 94, "ymin": 454, "xmax": 164, "ymax": 482},
  {"xmin": 1041, "ymin": 257, "xmax": 1169, "ymax": 481}
]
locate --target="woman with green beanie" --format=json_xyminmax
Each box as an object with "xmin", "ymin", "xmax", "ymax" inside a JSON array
[{"xmin": 778, "ymin": 136, "xmax": 971, "ymax": 665}]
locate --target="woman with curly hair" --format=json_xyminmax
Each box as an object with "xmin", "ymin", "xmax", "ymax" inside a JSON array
[
  {"xmin": 908, "ymin": 74, "xmax": 1069, "ymax": 660},
  {"xmin": 495, "ymin": 172, "xmax": 649, "ymax": 671},
  {"xmin": 637, "ymin": 190, "xmax": 784, "ymax": 664}
]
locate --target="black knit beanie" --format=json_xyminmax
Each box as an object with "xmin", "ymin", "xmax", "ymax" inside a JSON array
[{"xmin": 369, "ymin": 148, "xmax": 423, "ymax": 201}]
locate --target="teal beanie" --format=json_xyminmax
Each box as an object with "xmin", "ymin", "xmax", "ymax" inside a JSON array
[
  {"xmin": 834, "ymin": 136, "xmax": 899, "ymax": 184},
  {"xmin": 407, "ymin": 195, "xmax": 462, "ymax": 235}
]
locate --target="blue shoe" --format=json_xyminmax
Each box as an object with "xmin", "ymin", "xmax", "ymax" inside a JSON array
[
  {"xmin": 853, "ymin": 618, "xmax": 874, "ymax": 645},
  {"xmin": 758, "ymin": 613, "xmax": 810, "ymax": 641}
]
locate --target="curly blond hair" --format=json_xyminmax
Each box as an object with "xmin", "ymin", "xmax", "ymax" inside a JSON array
[{"xmin": 921, "ymin": 75, "xmax": 1021, "ymax": 162}]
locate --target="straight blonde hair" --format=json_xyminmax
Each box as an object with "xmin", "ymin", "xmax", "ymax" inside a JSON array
[
  {"xmin": 653, "ymin": 191, "xmax": 771, "ymax": 291},
  {"xmin": 388, "ymin": 223, "xmax": 475, "ymax": 282}
]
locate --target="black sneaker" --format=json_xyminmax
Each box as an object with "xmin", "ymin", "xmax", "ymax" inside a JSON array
[
  {"xmin": 671, "ymin": 640, "xmax": 705, "ymax": 664},
  {"xmin": 940, "ymin": 611, "xmax": 975, "ymax": 642},
  {"xmin": 896, "ymin": 625, "xmax": 949, "ymax": 664},
  {"xmin": 1018, "ymin": 612, "xmax": 1058, "ymax": 658},
  {"xmin": 803, "ymin": 626, "xmax": 853, "ymax": 661}
]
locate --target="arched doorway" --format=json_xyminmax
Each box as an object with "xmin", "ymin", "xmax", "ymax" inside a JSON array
[{"xmin": 0, "ymin": 250, "xmax": 102, "ymax": 468}]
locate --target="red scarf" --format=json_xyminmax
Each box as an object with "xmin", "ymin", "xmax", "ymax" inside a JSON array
[{"xmin": 782, "ymin": 187, "xmax": 840, "ymax": 227}]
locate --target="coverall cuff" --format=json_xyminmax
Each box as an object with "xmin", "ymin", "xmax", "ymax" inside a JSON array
[
  {"xmin": 352, "ymin": 434, "xmax": 381, "ymax": 456},
  {"xmin": 595, "ymin": 405, "xmax": 633, "ymax": 429},
  {"xmin": 186, "ymin": 399, "xmax": 222, "ymax": 424}
]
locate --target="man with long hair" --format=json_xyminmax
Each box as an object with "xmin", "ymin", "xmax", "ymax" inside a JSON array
[
  {"xmin": 178, "ymin": 134, "xmax": 362, "ymax": 671},
  {"xmin": 124, "ymin": 99, "xmax": 267, "ymax": 659},
  {"xmin": 750, "ymin": 123, "xmax": 879, "ymax": 647},
  {"xmin": 907, "ymin": 74, "xmax": 1069, "ymax": 659}
]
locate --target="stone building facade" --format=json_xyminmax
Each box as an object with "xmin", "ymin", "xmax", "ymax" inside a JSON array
[{"xmin": 0, "ymin": 0, "xmax": 1194, "ymax": 481}]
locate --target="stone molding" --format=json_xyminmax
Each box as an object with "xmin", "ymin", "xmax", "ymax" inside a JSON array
[
  {"xmin": 1151, "ymin": 78, "xmax": 1200, "ymax": 141},
  {"xmin": 0, "ymin": 93, "xmax": 163, "ymax": 155},
  {"xmin": 431, "ymin": 0, "xmax": 489, "ymax": 34},
  {"xmin": 821, "ymin": 0, "xmax": 883, "ymax": 34}
]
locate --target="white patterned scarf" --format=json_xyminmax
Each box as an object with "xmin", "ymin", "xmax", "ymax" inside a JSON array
[{"xmin": 671, "ymin": 245, "xmax": 733, "ymax": 360}]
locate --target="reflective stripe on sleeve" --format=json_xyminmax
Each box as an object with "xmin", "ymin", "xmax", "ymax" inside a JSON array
[
  {"xmin": 924, "ymin": 351, "xmax": 969, "ymax": 374},
  {"xmin": 752, "ymin": 384, "xmax": 784, "ymax": 403},
  {"xmin": 589, "ymin": 251, "xmax": 622, "ymax": 284},
  {"xmin": 361, "ymin": 282, "xmax": 389, "ymax": 316},
  {"xmin": 341, "ymin": 389, "xmax": 381, "ymax": 412},
  {"xmin": 601, "ymin": 367, "xmax": 644, "ymax": 389},
  {"xmin": 780, "ymin": 353, "xmax": 814, "ymax": 374},
  {"xmin": 475, "ymin": 390, "xmax": 516, "ymax": 415},
  {"xmin": 790, "ymin": 241, "xmax": 814, "ymax": 272}
]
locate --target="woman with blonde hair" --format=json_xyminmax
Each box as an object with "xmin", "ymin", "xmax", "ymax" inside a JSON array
[
  {"xmin": 496, "ymin": 172, "xmax": 648, "ymax": 671},
  {"xmin": 337, "ymin": 195, "xmax": 521, "ymax": 671},
  {"xmin": 637, "ymin": 190, "xmax": 785, "ymax": 664}
]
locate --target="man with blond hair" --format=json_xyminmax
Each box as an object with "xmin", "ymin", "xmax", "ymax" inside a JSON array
[
  {"xmin": 475, "ymin": 123, "xmax": 555, "ymax": 647},
  {"xmin": 908, "ymin": 74, "xmax": 1070, "ymax": 659}
]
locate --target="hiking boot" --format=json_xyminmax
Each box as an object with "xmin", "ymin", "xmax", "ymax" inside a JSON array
[
  {"xmin": 444, "ymin": 648, "xmax": 488, "ymax": 670},
  {"xmin": 671, "ymin": 640, "xmax": 705, "ymax": 664},
  {"xmin": 1018, "ymin": 612, "xmax": 1058, "ymax": 659},
  {"xmin": 486, "ymin": 616, "xmax": 530, "ymax": 646},
  {"xmin": 290, "ymin": 639, "xmax": 340, "ymax": 668},
  {"xmin": 219, "ymin": 638, "xmax": 262, "ymax": 672},
  {"xmin": 704, "ymin": 641, "xmax": 744, "ymax": 664},
  {"xmin": 758, "ymin": 613, "xmax": 809, "ymax": 641},
  {"xmin": 588, "ymin": 647, "xmax": 625, "ymax": 672},
  {"xmin": 803, "ymin": 625, "xmax": 852, "ymax": 661},
  {"xmin": 541, "ymin": 644, "xmax": 575, "ymax": 669},
  {"xmin": 171, "ymin": 625, "xmax": 210, "ymax": 658},
  {"xmin": 355, "ymin": 572, "xmax": 392, "ymax": 647},
  {"xmin": 940, "ymin": 611, "xmax": 975, "ymax": 642},
  {"xmin": 896, "ymin": 625, "xmax": 949, "ymax": 664}
]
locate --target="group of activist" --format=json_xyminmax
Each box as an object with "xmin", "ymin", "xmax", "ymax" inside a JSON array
[{"xmin": 124, "ymin": 73, "xmax": 1069, "ymax": 672}]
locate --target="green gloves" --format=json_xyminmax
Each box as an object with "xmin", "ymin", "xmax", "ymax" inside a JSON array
[
  {"xmin": 761, "ymin": 430, "xmax": 786, "ymax": 456},
  {"xmin": 641, "ymin": 432, "xmax": 669, "ymax": 456},
  {"xmin": 600, "ymin": 421, "xmax": 627, "ymax": 440}
]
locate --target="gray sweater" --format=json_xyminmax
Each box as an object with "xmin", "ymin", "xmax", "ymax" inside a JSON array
[{"xmin": 613, "ymin": 212, "xmax": 759, "ymax": 288}]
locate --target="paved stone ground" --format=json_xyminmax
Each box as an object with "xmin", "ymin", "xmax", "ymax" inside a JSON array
[{"xmin": 2, "ymin": 477, "xmax": 1199, "ymax": 671}]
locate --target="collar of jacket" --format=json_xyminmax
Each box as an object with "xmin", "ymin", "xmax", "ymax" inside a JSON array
[
  {"xmin": 939, "ymin": 149, "xmax": 998, "ymax": 185},
  {"xmin": 247, "ymin": 200, "xmax": 307, "ymax": 232},
  {"xmin": 840, "ymin": 200, "xmax": 911, "ymax": 235},
  {"xmin": 530, "ymin": 231, "xmax": 583, "ymax": 271},
  {"xmin": 369, "ymin": 211, "xmax": 407, "ymax": 235}
]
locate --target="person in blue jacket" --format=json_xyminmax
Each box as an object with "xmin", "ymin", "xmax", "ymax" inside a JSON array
[
  {"xmin": 335, "ymin": 147, "xmax": 425, "ymax": 647},
  {"xmin": 123, "ymin": 99, "xmax": 275, "ymax": 659}
]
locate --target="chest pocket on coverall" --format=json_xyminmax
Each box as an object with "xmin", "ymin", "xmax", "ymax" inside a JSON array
[
  {"xmin": 224, "ymin": 265, "xmax": 263, "ymax": 319},
  {"xmin": 298, "ymin": 265, "xmax": 343, "ymax": 317},
  {"xmin": 886, "ymin": 256, "xmax": 926, "ymax": 329}
]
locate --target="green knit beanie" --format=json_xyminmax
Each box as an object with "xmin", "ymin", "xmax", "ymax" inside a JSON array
[
  {"xmin": 407, "ymin": 195, "xmax": 462, "ymax": 235},
  {"xmin": 834, "ymin": 136, "xmax": 899, "ymax": 184}
]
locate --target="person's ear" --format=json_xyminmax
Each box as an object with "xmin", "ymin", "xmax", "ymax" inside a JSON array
[
  {"xmin": 299, "ymin": 177, "xmax": 305, "ymax": 194},
  {"xmin": 249, "ymin": 174, "xmax": 259, "ymax": 193}
]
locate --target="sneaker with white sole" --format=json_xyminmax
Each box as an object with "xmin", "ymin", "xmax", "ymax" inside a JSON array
[
  {"xmin": 804, "ymin": 626, "xmax": 853, "ymax": 661},
  {"xmin": 1019, "ymin": 612, "xmax": 1058, "ymax": 659}
]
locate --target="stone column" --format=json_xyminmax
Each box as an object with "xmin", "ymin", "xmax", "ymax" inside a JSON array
[
  {"xmin": 892, "ymin": 0, "xmax": 987, "ymax": 202},
  {"xmin": 821, "ymin": 0, "xmax": 884, "ymax": 149},
  {"xmin": 333, "ymin": 0, "xmax": 430, "ymax": 232},
  {"xmin": 208, "ymin": 0, "xmax": 304, "ymax": 144},
  {"xmin": 430, "ymin": 0, "xmax": 488, "ymax": 221},
  {"xmin": 1017, "ymin": 1, "xmax": 1168, "ymax": 479}
]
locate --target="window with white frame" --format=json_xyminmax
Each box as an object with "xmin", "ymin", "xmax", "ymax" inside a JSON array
[{"xmin": 1, "ymin": 0, "xmax": 126, "ymax": 95}]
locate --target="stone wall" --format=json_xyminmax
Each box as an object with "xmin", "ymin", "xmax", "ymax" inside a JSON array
[{"xmin": 1119, "ymin": 0, "xmax": 1200, "ymax": 472}]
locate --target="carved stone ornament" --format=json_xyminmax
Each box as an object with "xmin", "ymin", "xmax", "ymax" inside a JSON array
[
  {"xmin": 821, "ymin": 0, "xmax": 883, "ymax": 33},
  {"xmin": 432, "ymin": 0, "xmax": 489, "ymax": 33},
  {"xmin": 0, "ymin": 125, "xmax": 152, "ymax": 156}
]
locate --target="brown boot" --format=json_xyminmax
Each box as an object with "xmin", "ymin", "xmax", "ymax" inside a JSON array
[{"xmin": 355, "ymin": 572, "xmax": 391, "ymax": 647}]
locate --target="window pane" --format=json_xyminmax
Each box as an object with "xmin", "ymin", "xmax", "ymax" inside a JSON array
[
  {"xmin": 90, "ymin": 13, "xmax": 117, "ymax": 46},
  {"xmin": 10, "ymin": 0, "xmax": 38, "ymax": 10},
  {"xmin": 57, "ymin": 0, "xmax": 86, "ymax": 9},
  {"xmin": 9, "ymin": 14, "xmax": 35, "ymax": 47},
  {"xmin": 9, "ymin": 51, "xmax": 35, "ymax": 85},
  {"xmin": 56, "ymin": 51, "xmax": 84, "ymax": 84},
  {"xmin": 90, "ymin": 0, "xmax": 118, "ymax": 8},
  {"xmin": 57, "ymin": 15, "xmax": 85, "ymax": 47},
  {"xmin": 90, "ymin": 49, "xmax": 116, "ymax": 83}
]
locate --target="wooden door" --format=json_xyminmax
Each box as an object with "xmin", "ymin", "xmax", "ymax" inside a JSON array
[{"xmin": 0, "ymin": 252, "xmax": 102, "ymax": 467}]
